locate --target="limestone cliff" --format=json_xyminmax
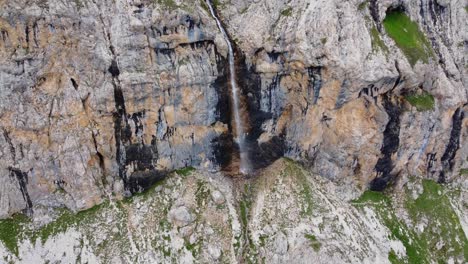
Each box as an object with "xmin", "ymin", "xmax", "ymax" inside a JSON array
[{"xmin": 0, "ymin": 0, "xmax": 466, "ymax": 230}]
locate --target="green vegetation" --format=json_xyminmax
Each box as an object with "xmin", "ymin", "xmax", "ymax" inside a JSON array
[
  {"xmin": 0, "ymin": 214, "xmax": 29, "ymax": 255},
  {"xmin": 195, "ymin": 180, "xmax": 210, "ymax": 208},
  {"xmin": 370, "ymin": 24, "xmax": 389, "ymax": 54},
  {"xmin": 199, "ymin": 0, "xmax": 209, "ymax": 12},
  {"xmin": 404, "ymin": 91, "xmax": 435, "ymax": 111},
  {"xmin": 280, "ymin": 7, "xmax": 293, "ymax": 17},
  {"xmin": 0, "ymin": 202, "xmax": 108, "ymax": 255},
  {"xmin": 175, "ymin": 167, "xmax": 195, "ymax": 177},
  {"xmin": 353, "ymin": 180, "xmax": 467, "ymax": 263},
  {"xmin": 351, "ymin": 190, "xmax": 390, "ymax": 204},
  {"xmin": 284, "ymin": 159, "xmax": 313, "ymax": 216},
  {"xmin": 73, "ymin": 0, "xmax": 84, "ymax": 9},
  {"xmin": 0, "ymin": 170, "xmax": 184, "ymax": 257},
  {"xmin": 388, "ymin": 249, "xmax": 404, "ymax": 264},
  {"xmin": 156, "ymin": 0, "xmax": 178, "ymax": 10},
  {"xmin": 212, "ymin": 0, "xmax": 222, "ymax": 8},
  {"xmin": 405, "ymin": 180, "xmax": 468, "ymax": 262},
  {"xmin": 239, "ymin": 184, "xmax": 253, "ymax": 229},
  {"xmin": 321, "ymin": 38, "xmax": 327, "ymax": 45},
  {"xmin": 304, "ymin": 234, "xmax": 321, "ymax": 252},
  {"xmin": 358, "ymin": 1, "xmax": 368, "ymax": 11},
  {"xmin": 33, "ymin": 201, "xmax": 109, "ymax": 244},
  {"xmin": 383, "ymin": 10, "xmax": 434, "ymax": 66},
  {"xmin": 185, "ymin": 238, "xmax": 203, "ymax": 258},
  {"xmin": 353, "ymin": 190, "xmax": 431, "ymax": 264},
  {"xmin": 459, "ymin": 168, "xmax": 468, "ymax": 175}
]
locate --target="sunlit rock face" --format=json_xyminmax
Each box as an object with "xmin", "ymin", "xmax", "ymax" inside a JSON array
[{"xmin": 0, "ymin": 0, "xmax": 467, "ymax": 219}]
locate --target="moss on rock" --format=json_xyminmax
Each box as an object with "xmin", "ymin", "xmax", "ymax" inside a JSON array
[{"xmin": 383, "ymin": 10, "xmax": 435, "ymax": 66}]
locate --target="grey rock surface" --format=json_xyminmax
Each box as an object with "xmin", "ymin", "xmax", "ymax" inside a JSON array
[{"xmin": 0, "ymin": 0, "xmax": 466, "ymax": 220}]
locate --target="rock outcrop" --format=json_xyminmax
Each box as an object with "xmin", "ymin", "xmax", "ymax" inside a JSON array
[{"xmin": 0, "ymin": 0, "xmax": 467, "ymax": 221}]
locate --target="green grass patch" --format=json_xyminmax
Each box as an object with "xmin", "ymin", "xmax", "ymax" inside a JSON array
[
  {"xmin": 383, "ymin": 10, "xmax": 434, "ymax": 66},
  {"xmin": 175, "ymin": 167, "xmax": 195, "ymax": 177},
  {"xmin": 0, "ymin": 214, "xmax": 29, "ymax": 255},
  {"xmin": 353, "ymin": 190, "xmax": 431, "ymax": 263},
  {"xmin": 32, "ymin": 201, "xmax": 109, "ymax": 244},
  {"xmin": 0, "ymin": 201, "xmax": 111, "ymax": 255},
  {"xmin": 304, "ymin": 234, "xmax": 321, "ymax": 252},
  {"xmin": 280, "ymin": 7, "xmax": 293, "ymax": 17},
  {"xmin": 459, "ymin": 168, "xmax": 468, "ymax": 175},
  {"xmin": 351, "ymin": 190, "xmax": 391, "ymax": 205},
  {"xmin": 239, "ymin": 199, "xmax": 249, "ymax": 228},
  {"xmin": 354, "ymin": 180, "xmax": 467, "ymax": 263},
  {"xmin": 405, "ymin": 180, "xmax": 468, "ymax": 262},
  {"xmin": 404, "ymin": 91, "xmax": 435, "ymax": 111},
  {"xmin": 388, "ymin": 249, "xmax": 404, "ymax": 264}
]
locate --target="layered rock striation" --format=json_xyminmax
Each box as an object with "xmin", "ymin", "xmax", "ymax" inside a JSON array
[{"xmin": 0, "ymin": 0, "xmax": 467, "ymax": 218}]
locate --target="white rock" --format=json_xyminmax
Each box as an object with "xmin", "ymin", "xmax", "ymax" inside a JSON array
[
  {"xmin": 208, "ymin": 245, "xmax": 222, "ymax": 260},
  {"xmin": 211, "ymin": 190, "xmax": 225, "ymax": 205},
  {"xmin": 168, "ymin": 206, "xmax": 193, "ymax": 227}
]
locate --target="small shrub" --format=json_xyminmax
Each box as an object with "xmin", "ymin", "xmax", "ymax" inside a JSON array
[
  {"xmin": 281, "ymin": 7, "xmax": 293, "ymax": 17},
  {"xmin": 304, "ymin": 234, "xmax": 321, "ymax": 252}
]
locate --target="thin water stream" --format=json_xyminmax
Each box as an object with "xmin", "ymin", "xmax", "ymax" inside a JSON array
[{"xmin": 205, "ymin": 0, "xmax": 252, "ymax": 174}]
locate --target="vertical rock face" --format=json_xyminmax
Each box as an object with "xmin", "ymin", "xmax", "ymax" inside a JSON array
[
  {"xmin": 217, "ymin": 0, "xmax": 467, "ymax": 186},
  {"xmin": 0, "ymin": 0, "xmax": 232, "ymax": 217},
  {"xmin": 0, "ymin": 0, "xmax": 467, "ymax": 218}
]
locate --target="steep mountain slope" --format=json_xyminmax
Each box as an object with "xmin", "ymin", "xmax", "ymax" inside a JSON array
[{"xmin": 0, "ymin": 159, "xmax": 466, "ymax": 263}]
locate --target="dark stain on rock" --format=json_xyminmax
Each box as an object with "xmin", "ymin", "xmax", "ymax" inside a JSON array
[
  {"xmin": 108, "ymin": 59, "xmax": 120, "ymax": 77},
  {"xmin": 439, "ymin": 107, "xmax": 464, "ymax": 183},
  {"xmin": 8, "ymin": 167, "xmax": 33, "ymax": 215},
  {"xmin": 70, "ymin": 78, "xmax": 78, "ymax": 90},
  {"xmin": 308, "ymin": 66, "xmax": 322, "ymax": 105},
  {"xmin": 369, "ymin": 0, "xmax": 381, "ymax": 31},
  {"xmin": 236, "ymin": 48, "xmax": 286, "ymax": 171},
  {"xmin": 2, "ymin": 129, "xmax": 16, "ymax": 162},
  {"xmin": 371, "ymin": 94, "xmax": 401, "ymax": 191},
  {"xmin": 211, "ymin": 132, "xmax": 233, "ymax": 169}
]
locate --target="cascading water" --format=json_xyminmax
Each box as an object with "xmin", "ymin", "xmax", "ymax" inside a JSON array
[{"xmin": 205, "ymin": 0, "xmax": 252, "ymax": 174}]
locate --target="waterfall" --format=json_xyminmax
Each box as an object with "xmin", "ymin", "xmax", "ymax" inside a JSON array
[{"xmin": 205, "ymin": 0, "xmax": 252, "ymax": 174}]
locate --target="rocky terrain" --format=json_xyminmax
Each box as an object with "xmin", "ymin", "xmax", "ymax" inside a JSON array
[
  {"xmin": 0, "ymin": 159, "xmax": 467, "ymax": 263},
  {"xmin": 0, "ymin": 0, "xmax": 467, "ymax": 262}
]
